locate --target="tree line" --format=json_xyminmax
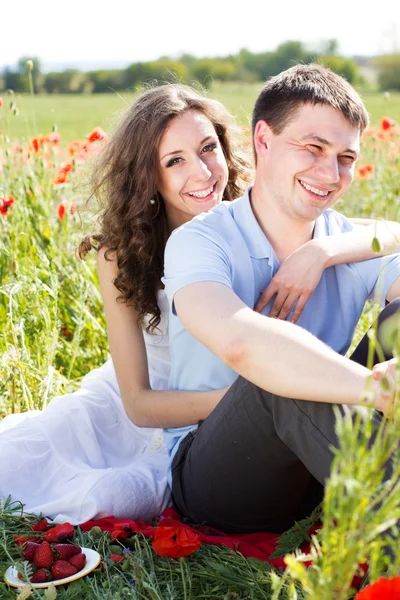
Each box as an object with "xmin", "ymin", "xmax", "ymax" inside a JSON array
[{"xmin": 1, "ymin": 41, "xmax": 399, "ymax": 94}]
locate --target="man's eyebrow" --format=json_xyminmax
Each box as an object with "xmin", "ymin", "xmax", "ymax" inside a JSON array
[
  {"xmin": 300, "ymin": 134, "xmax": 358, "ymax": 155},
  {"xmin": 160, "ymin": 136, "xmax": 214, "ymax": 161}
]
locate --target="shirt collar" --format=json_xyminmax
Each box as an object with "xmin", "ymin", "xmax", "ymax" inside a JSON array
[
  {"xmin": 231, "ymin": 186, "xmax": 275, "ymax": 263},
  {"xmin": 312, "ymin": 212, "xmax": 329, "ymax": 239}
]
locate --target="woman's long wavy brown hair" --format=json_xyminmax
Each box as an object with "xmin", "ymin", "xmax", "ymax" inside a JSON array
[{"xmin": 78, "ymin": 84, "xmax": 253, "ymax": 332}]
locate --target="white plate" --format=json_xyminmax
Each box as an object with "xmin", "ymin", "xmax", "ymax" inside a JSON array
[{"xmin": 4, "ymin": 547, "xmax": 101, "ymax": 589}]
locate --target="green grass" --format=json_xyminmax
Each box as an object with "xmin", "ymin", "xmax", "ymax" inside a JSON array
[{"xmin": 1, "ymin": 84, "xmax": 399, "ymax": 143}]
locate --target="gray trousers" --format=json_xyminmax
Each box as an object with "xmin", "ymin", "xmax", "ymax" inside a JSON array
[{"xmin": 171, "ymin": 299, "xmax": 400, "ymax": 533}]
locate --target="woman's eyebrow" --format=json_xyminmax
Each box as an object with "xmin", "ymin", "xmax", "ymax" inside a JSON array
[{"xmin": 160, "ymin": 136, "xmax": 214, "ymax": 161}]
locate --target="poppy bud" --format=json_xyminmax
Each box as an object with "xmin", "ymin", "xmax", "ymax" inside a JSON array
[{"xmin": 371, "ymin": 237, "xmax": 381, "ymax": 253}]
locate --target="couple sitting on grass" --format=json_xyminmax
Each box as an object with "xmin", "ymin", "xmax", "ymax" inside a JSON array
[{"xmin": 1, "ymin": 64, "xmax": 400, "ymax": 535}]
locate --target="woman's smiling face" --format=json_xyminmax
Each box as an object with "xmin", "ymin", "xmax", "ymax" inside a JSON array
[{"xmin": 157, "ymin": 110, "xmax": 229, "ymax": 229}]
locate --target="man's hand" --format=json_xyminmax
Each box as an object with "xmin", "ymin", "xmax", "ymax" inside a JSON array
[
  {"xmin": 254, "ymin": 241, "xmax": 327, "ymax": 322},
  {"xmin": 370, "ymin": 358, "xmax": 398, "ymax": 415}
]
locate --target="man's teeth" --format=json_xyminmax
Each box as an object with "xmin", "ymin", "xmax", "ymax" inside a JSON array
[
  {"xmin": 188, "ymin": 186, "xmax": 213, "ymax": 198},
  {"xmin": 300, "ymin": 180, "xmax": 329, "ymax": 197}
]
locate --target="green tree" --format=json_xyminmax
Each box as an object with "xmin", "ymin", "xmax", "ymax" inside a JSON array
[
  {"xmin": 373, "ymin": 54, "xmax": 400, "ymax": 90},
  {"xmin": 44, "ymin": 70, "xmax": 88, "ymax": 94},
  {"xmin": 86, "ymin": 69, "xmax": 123, "ymax": 93},
  {"xmin": 147, "ymin": 59, "xmax": 188, "ymax": 83},
  {"xmin": 318, "ymin": 55, "xmax": 361, "ymax": 84},
  {"xmin": 3, "ymin": 68, "xmax": 28, "ymax": 92},
  {"xmin": 274, "ymin": 41, "xmax": 316, "ymax": 72},
  {"xmin": 321, "ymin": 39, "xmax": 339, "ymax": 56}
]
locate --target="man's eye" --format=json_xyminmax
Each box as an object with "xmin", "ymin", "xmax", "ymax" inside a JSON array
[
  {"xmin": 308, "ymin": 144, "xmax": 322, "ymax": 152},
  {"xmin": 166, "ymin": 157, "xmax": 182, "ymax": 168},
  {"xmin": 202, "ymin": 143, "xmax": 217, "ymax": 153},
  {"xmin": 340, "ymin": 155, "xmax": 355, "ymax": 164}
]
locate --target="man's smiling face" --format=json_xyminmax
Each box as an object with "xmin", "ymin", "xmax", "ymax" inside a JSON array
[{"xmin": 259, "ymin": 103, "xmax": 360, "ymax": 222}]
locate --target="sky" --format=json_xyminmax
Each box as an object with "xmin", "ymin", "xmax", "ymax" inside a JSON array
[{"xmin": 1, "ymin": 0, "xmax": 399, "ymax": 71}]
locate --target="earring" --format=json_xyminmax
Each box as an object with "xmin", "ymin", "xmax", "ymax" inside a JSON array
[{"xmin": 150, "ymin": 196, "xmax": 156, "ymax": 205}]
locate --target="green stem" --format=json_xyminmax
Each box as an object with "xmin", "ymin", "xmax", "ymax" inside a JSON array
[{"xmin": 27, "ymin": 69, "xmax": 38, "ymax": 136}]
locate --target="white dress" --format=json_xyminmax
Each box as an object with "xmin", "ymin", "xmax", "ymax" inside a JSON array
[{"xmin": 0, "ymin": 291, "xmax": 172, "ymax": 524}]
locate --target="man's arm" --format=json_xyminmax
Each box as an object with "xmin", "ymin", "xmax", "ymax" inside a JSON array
[{"xmin": 174, "ymin": 281, "xmax": 387, "ymax": 410}]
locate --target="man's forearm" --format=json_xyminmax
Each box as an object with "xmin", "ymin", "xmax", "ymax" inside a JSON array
[
  {"xmin": 222, "ymin": 310, "xmax": 371, "ymax": 407},
  {"xmin": 176, "ymin": 283, "xmax": 373, "ymax": 409}
]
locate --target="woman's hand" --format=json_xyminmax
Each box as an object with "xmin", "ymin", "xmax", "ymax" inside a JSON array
[{"xmin": 254, "ymin": 240, "xmax": 328, "ymax": 323}]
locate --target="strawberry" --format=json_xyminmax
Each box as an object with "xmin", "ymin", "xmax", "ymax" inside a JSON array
[
  {"xmin": 31, "ymin": 519, "xmax": 48, "ymax": 532},
  {"xmin": 23, "ymin": 541, "xmax": 41, "ymax": 560},
  {"xmin": 52, "ymin": 560, "xmax": 77, "ymax": 580},
  {"xmin": 68, "ymin": 553, "xmax": 86, "ymax": 571},
  {"xmin": 33, "ymin": 540, "xmax": 54, "ymax": 568},
  {"xmin": 53, "ymin": 543, "xmax": 81, "ymax": 560},
  {"xmin": 30, "ymin": 568, "xmax": 52, "ymax": 583}
]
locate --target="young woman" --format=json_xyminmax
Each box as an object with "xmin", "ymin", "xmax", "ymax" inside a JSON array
[{"xmin": 0, "ymin": 83, "xmax": 398, "ymax": 525}]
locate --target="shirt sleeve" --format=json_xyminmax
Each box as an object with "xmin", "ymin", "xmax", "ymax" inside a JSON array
[
  {"xmin": 163, "ymin": 225, "xmax": 233, "ymax": 314},
  {"xmin": 353, "ymin": 254, "xmax": 400, "ymax": 306}
]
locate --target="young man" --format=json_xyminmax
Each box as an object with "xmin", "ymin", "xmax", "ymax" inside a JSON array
[{"xmin": 163, "ymin": 64, "xmax": 400, "ymax": 533}]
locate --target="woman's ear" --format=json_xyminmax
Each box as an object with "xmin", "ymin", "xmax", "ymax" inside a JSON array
[{"xmin": 253, "ymin": 120, "xmax": 272, "ymax": 158}]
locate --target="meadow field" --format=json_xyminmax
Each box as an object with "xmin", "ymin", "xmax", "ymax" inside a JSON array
[
  {"xmin": 1, "ymin": 82, "xmax": 400, "ymax": 599},
  {"xmin": 1, "ymin": 83, "xmax": 400, "ymax": 143}
]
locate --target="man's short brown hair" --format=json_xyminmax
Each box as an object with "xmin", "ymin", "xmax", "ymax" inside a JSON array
[{"xmin": 252, "ymin": 63, "xmax": 369, "ymax": 136}]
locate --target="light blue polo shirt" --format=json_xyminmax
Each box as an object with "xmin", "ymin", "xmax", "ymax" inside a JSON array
[{"xmin": 162, "ymin": 187, "xmax": 400, "ymax": 465}]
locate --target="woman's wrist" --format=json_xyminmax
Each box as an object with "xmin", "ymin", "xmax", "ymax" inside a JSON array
[{"xmin": 307, "ymin": 238, "xmax": 332, "ymax": 268}]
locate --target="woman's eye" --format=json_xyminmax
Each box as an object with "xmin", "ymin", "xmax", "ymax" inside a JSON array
[
  {"xmin": 166, "ymin": 156, "xmax": 182, "ymax": 168},
  {"xmin": 201, "ymin": 142, "xmax": 218, "ymax": 153}
]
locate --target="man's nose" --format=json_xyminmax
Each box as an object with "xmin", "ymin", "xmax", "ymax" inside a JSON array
[{"xmin": 316, "ymin": 157, "xmax": 340, "ymax": 184}]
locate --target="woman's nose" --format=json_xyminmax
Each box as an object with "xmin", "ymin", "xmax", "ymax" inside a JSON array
[{"xmin": 192, "ymin": 157, "xmax": 212, "ymax": 181}]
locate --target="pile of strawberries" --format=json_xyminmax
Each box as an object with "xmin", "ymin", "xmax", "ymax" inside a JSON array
[
  {"xmin": 20, "ymin": 540, "xmax": 86, "ymax": 583},
  {"xmin": 14, "ymin": 522, "xmax": 87, "ymax": 584}
]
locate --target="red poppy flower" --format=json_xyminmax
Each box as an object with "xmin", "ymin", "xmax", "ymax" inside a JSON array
[
  {"xmin": 0, "ymin": 97, "xmax": 3, "ymax": 108},
  {"xmin": 14, "ymin": 535, "xmax": 30, "ymax": 545},
  {"xmin": 45, "ymin": 132, "xmax": 61, "ymax": 144},
  {"xmin": 357, "ymin": 164, "xmax": 374, "ymax": 180},
  {"xmin": 110, "ymin": 522, "xmax": 133, "ymax": 542},
  {"xmin": 152, "ymin": 524, "xmax": 201, "ymax": 558},
  {"xmin": 54, "ymin": 163, "xmax": 73, "ymax": 185},
  {"xmin": 0, "ymin": 196, "xmax": 15, "ymax": 216},
  {"xmin": 110, "ymin": 554, "xmax": 124, "ymax": 563},
  {"xmin": 61, "ymin": 326, "xmax": 73, "ymax": 338},
  {"xmin": 355, "ymin": 576, "xmax": 400, "ymax": 599},
  {"xmin": 31, "ymin": 136, "xmax": 44, "ymax": 153},
  {"xmin": 57, "ymin": 202, "xmax": 66, "ymax": 221},
  {"xmin": 54, "ymin": 172, "xmax": 68, "ymax": 185},
  {"xmin": 43, "ymin": 522, "xmax": 74, "ymax": 543},
  {"xmin": 381, "ymin": 117, "xmax": 392, "ymax": 131},
  {"xmin": 87, "ymin": 126, "xmax": 108, "ymax": 143}
]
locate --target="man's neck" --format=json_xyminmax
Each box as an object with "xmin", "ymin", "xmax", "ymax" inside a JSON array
[{"xmin": 250, "ymin": 183, "xmax": 315, "ymax": 263}]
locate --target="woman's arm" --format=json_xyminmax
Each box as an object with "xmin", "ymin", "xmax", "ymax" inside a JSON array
[
  {"xmin": 255, "ymin": 219, "xmax": 400, "ymax": 321},
  {"xmin": 97, "ymin": 249, "xmax": 227, "ymax": 428},
  {"xmin": 320, "ymin": 219, "xmax": 400, "ymax": 263}
]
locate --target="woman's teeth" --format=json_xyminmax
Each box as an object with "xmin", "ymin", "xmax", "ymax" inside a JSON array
[
  {"xmin": 299, "ymin": 180, "xmax": 329, "ymax": 197},
  {"xmin": 188, "ymin": 185, "xmax": 214, "ymax": 198}
]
